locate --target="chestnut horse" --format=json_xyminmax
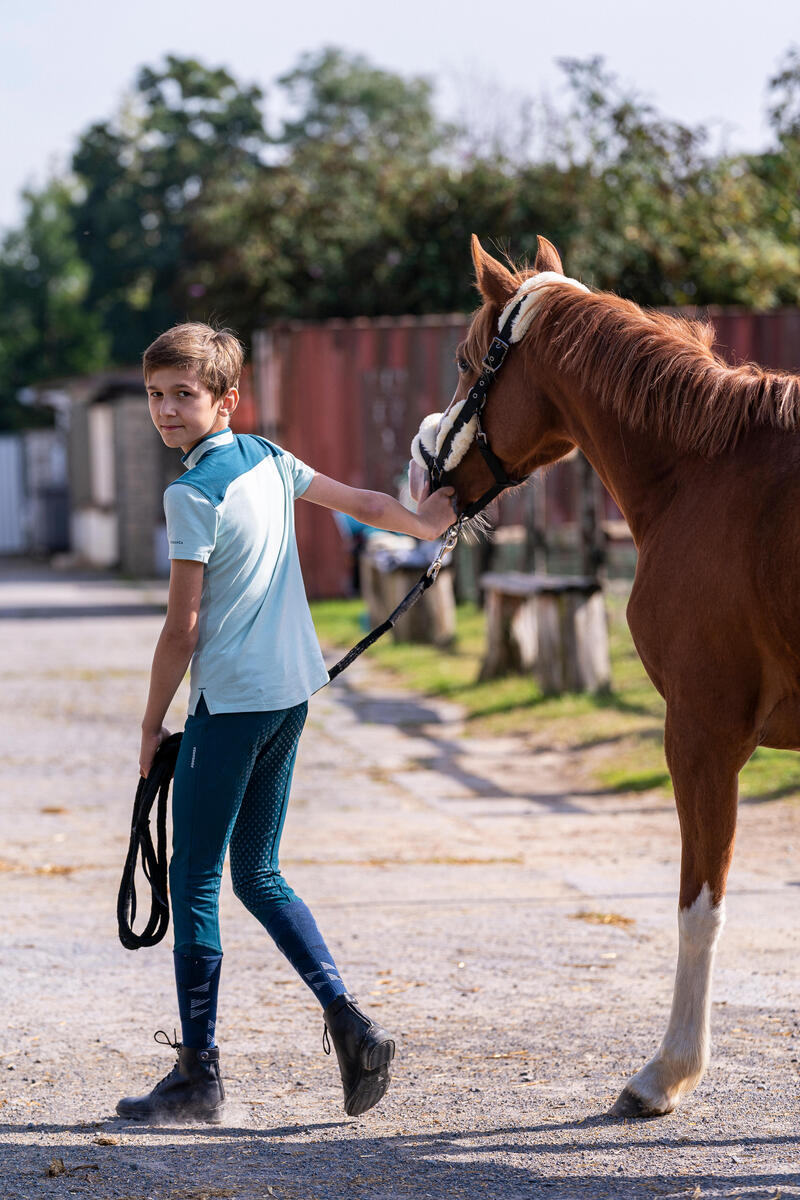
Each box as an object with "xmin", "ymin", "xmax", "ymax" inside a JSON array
[{"xmin": 410, "ymin": 235, "xmax": 800, "ymax": 1118}]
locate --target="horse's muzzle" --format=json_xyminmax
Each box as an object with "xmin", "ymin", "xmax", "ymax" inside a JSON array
[{"xmin": 408, "ymin": 459, "xmax": 430, "ymax": 504}]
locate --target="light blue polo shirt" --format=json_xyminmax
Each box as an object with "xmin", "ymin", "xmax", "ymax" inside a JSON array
[{"xmin": 163, "ymin": 428, "xmax": 329, "ymax": 714}]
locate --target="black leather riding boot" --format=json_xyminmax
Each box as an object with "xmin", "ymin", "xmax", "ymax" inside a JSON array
[
  {"xmin": 323, "ymin": 993, "xmax": 395, "ymax": 1116},
  {"xmin": 116, "ymin": 1036, "xmax": 225, "ymax": 1123}
]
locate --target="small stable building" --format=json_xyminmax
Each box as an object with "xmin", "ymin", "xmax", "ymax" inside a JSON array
[{"xmin": 64, "ymin": 371, "xmax": 177, "ymax": 575}]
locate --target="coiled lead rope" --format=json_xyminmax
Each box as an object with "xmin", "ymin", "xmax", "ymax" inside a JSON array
[{"xmin": 117, "ymin": 733, "xmax": 183, "ymax": 950}]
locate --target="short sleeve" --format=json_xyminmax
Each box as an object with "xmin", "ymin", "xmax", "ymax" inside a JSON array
[
  {"xmin": 163, "ymin": 484, "xmax": 218, "ymax": 562},
  {"xmin": 282, "ymin": 451, "xmax": 315, "ymax": 498}
]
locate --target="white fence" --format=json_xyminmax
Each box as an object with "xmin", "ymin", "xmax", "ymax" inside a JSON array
[
  {"xmin": 0, "ymin": 429, "xmax": 69, "ymax": 556},
  {"xmin": 0, "ymin": 437, "xmax": 26, "ymax": 553}
]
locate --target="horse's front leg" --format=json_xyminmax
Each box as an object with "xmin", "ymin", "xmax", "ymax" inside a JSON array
[{"xmin": 609, "ymin": 714, "xmax": 752, "ymax": 1118}]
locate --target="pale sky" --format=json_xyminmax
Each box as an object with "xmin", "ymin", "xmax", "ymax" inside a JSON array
[{"xmin": 2, "ymin": 0, "xmax": 798, "ymax": 232}]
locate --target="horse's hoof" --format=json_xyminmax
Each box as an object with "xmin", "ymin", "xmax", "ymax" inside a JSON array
[{"xmin": 607, "ymin": 1085, "xmax": 673, "ymax": 1119}]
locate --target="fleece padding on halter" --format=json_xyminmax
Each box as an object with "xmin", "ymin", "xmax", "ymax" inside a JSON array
[
  {"xmin": 411, "ymin": 411, "xmax": 445, "ymax": 473},
  {"xmin": 410, "ymin": 400, "xmax": 484, "ymax": 475},
  {"xmin": 499, "ymin": 271, "xmax": 589, "ymax": 345}
]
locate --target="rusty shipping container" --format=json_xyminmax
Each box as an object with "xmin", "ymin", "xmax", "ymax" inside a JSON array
[{"xmin": 252, "ymin": 310, "xmax": 800, "ymax": 599}]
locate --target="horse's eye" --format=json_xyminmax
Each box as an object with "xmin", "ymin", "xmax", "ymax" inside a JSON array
[{"xmin": 457, "ymin": 357, "xmax": 470, "ymax": 374}]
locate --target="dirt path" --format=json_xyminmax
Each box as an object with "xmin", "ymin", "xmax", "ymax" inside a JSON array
[{"xmin": 0, "ymin": 563, "xmax": 798, "ymax": 1200}]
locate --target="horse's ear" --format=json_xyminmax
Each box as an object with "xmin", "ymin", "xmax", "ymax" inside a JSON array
[
  {"xmin": 534, "ymin": 235, "xmax": 563, "ymax": 275},
  {"xmin": 471, "ymin": 234, "xmax": 517, "ymax": 307}
]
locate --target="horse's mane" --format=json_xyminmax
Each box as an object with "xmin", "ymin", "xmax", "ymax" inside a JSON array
[{"xmin": 469, "ymin": 276, "xmax": 800, "ymax": 457}]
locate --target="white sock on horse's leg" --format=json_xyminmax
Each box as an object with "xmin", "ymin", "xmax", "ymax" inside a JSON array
[{"xmin": 611, "ymin": 883, "xmax": 725, "ymax": 1116}]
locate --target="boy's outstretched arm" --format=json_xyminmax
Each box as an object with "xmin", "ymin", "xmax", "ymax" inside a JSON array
[
  {"xmin": 301, "ymin": 474, "xmax": 455, "ymax": 539},
  {"xmin": 139, "ymin": 558, "xmax": 204, "ymax": 777}
]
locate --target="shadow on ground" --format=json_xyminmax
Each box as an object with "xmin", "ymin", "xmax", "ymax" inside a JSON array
[{"xmin": 4, "ymin": 1117, "xmax": 798, "ymax": 1200}]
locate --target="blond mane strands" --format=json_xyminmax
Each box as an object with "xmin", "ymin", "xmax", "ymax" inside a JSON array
[{"xmin": 527, "ymin": 287, "xmax": 800, "ymax": 456}]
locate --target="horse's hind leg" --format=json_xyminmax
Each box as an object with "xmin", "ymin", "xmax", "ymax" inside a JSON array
[{"xmin": 609, "ymin": 717, "xmax": 752, "ymax": 1118}]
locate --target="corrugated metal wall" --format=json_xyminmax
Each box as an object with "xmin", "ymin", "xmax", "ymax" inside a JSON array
[
  {"xmin": 254, "ymin": 317, "xmax": 470, "ymax": 596},
  {"xmin": 254, "ymin": 310, "xmax": 800, "ymax": 598},
  {"xmin": 708, "ymin": 309, "xmax": 800, "ymax": 373}
]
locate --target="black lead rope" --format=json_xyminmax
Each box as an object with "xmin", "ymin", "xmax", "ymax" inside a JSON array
[
  {"xmin": 117, "ymin": 732, "xmax": 183, "ymax": 950},
  {"xmin": 327, "ymin": 520, "xmax": 462, "ymax": 681}
]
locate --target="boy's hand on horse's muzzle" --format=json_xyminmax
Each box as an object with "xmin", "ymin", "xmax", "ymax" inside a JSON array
[{"xmin": 415, "ymin": 487, "xmax": 456, "ymax": 539}]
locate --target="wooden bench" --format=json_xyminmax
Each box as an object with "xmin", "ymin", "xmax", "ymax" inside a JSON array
[
  {"xmin": 479, "ymin": 571, "xmax": 610, "ymax": 694},
  {"xmin": 360, "ymin": 540, "xmax": 456, "ymax": 647}
]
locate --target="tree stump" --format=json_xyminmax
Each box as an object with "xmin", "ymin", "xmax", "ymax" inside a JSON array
[
  {"xmin": 360, "ymin": 543, "xmax": 455, "ymax": 646},
  {"xmin": 479, "ymin": 571, "xmax": 610, "ymax": 694}
]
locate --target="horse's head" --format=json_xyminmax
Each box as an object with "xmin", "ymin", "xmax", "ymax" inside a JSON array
[{"xmin": 409, "ymin": 235, "xmax": 585, "ymax": 518}]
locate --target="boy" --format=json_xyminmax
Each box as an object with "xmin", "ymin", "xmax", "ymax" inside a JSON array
[{"xmin": 116, "ymin": 323, "xmax": 455, "ymax": 1124}]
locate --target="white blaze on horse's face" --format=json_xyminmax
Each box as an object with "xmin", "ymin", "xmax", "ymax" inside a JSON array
[{"xmin": 409, "ymin": 271, "xmax": 589, "ymax": 486}]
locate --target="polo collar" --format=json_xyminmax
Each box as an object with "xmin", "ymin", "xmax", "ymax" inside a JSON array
[{"xmin": 181, "ymin": 428, "xmax": 235, "ymax": 470}]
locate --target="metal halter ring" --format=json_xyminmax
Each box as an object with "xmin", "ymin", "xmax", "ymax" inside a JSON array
[{"xmin": 426, "ymin": 520, "xmax": 462, "ymax": 582}]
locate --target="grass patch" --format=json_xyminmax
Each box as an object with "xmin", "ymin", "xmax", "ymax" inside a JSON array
[
  {"xmin": 310, "ymin": 592, "xmax": 800, "ymax": 804},
  {"xmin": 740, "ymin": 746, "xmax": 800, "ymax": 803},
  {"xmin": 595, "ymin": 765, "xmax": 672, "ymax": 793}
]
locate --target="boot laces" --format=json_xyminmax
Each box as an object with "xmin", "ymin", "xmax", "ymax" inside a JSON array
[
  {"xmin": 154, "ymin": 1028, "xmax": 180, "ymax": 1052},
  {"xmin": 151, "ymin": 1029, "xmax": 181, "ymax": 1088}
]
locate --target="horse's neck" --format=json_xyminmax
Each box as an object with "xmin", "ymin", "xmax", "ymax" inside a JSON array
[{"xmin": 555, "ymin": 381, "xmax": 681, "ymax": 547}]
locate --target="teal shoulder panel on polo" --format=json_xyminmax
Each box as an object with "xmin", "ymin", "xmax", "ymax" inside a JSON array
[
  {"xmin": 169, "ymin": 433, "xmax": 284, "ymax": 507},
  {"xmin": 162, "ymin": 429, "xmax": 327, "ymax": 714}
]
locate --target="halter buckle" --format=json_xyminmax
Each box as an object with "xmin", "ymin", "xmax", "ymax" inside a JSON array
[
  {"xmin": 481, "ymin": 337, "xmax": 509, "ymax": 373},
  {"xmin": 476, "ymin": 413, "xmax": 488, "ymax": 444}
]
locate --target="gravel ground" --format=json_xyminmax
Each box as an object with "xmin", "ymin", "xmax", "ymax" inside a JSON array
[{"xmin": 0, "ymin": 561, "xmax": 798, "ymax": 1200}]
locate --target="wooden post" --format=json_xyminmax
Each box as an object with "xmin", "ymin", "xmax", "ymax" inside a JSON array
[
  {"xmin": 382, "ymin": 566, "xmax": 456, "ymax": 645},
  {"xmin": 578, "ymin": 453, "xmax": 607, "ymax": 580},
  {"xmin": 523, "ymin": 477, "xmax": 548, "ymax": 573},
  {"xmin": 479, "ymin": 571, "xmax": 611, "ymax": 694},
  {"xmin": 360, "ymin": 546, "xmax": 456, "ymax": 646}
]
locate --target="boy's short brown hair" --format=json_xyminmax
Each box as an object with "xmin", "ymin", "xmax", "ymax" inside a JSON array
[{"xmin": 143, "ymin": 323, "xmax": 244, "ymax": 398}]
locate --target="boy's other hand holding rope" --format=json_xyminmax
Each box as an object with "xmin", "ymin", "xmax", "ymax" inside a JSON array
[{"xmin": 140, "ymin": 726, "xmax": 171, "ymax": 778}]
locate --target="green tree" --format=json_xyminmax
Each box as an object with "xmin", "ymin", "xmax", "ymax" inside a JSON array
[
  {"xmin": 71, "ymin": 55, "xmax": 267, "ymax": 360},
  {"xmin": 6, "ymin": 44, "xmax": 800, "ymax": 416},
  {"xmin": 190, "ymin": 47, "xmax": 459, "ymax": 321},
  {"xmin": 0, "ymin": 179, "xmax": 108, "ymax": 424},
  {"xmin": 552, "ymin": 56, "xmax": 800, "ymax": 307},
  {"xmin": 749, "ymin": 47, "xmax": 800, "ymax": 260},
  {"xmin": 277, "ymin": 46, "xmax": 446, "ymax": 163}
]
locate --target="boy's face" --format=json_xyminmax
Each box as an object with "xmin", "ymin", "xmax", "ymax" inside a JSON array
[{"xmin": 146, "ymin": 366, "xmax": 237, "ymax": 453}]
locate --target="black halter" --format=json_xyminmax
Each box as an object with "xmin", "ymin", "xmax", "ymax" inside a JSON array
[{"xmin": 418, "ymin": 297, "xmax": 528, "ymax": 519}]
